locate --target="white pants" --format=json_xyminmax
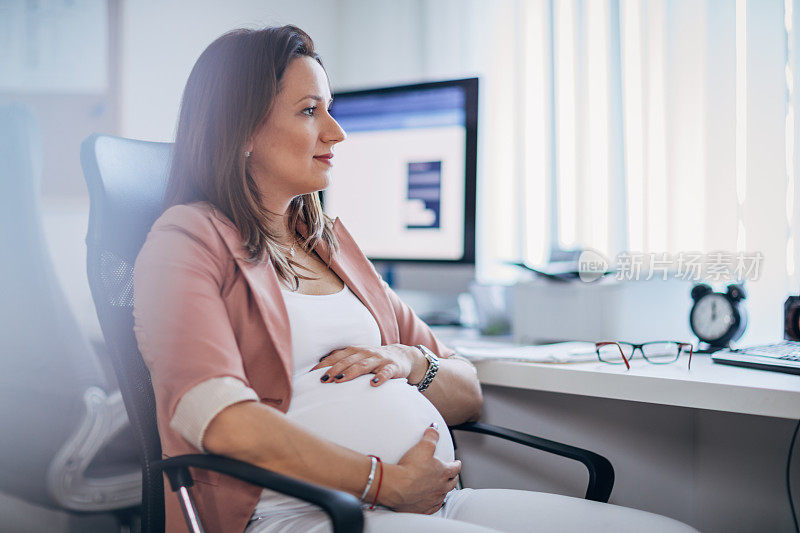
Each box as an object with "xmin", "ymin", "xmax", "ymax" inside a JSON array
[{"xmin": 245, "ymin": 488, "xmax": 699, "ymax": 533}]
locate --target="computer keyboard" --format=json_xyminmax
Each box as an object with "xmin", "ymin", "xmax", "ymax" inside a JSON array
[
  {"xmin": 712, "ymin": 341, "xmax": 800, "ymax": 375},
  {"xmin": 736, "ymin": 341, "xmax": 800, "ymax": 360}
]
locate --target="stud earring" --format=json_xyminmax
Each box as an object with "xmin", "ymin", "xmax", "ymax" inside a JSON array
[{"xmin": 244, "ymin": 151, "xmax": 251, "ymax": 158}]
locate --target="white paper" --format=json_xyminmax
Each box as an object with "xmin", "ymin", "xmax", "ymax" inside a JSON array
[{"xmin": 453, "ymin": 341, "xmax": 599, "ymax": 363}]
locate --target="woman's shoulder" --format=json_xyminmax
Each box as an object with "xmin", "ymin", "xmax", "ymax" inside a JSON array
[
  {"xmin": 153, "ymin": 200, "xmax": 218, "ymax": 231},
  {"xmin": 142, "ymin": 201, "xmax": 238, "ymax": 263},
  {"xmin": 152, "ymin": 201, "xmax": 237, "ymax": 239}
]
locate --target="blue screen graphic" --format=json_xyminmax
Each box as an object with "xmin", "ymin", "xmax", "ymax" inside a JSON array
[{"xmin": 406, "ymin": 161, "xmax": 442, "ymax": 229}]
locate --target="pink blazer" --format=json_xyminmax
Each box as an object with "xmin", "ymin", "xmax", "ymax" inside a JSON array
[{"xmin": 133, "ymin": 202, "xmax": 456, "ymax": 533}]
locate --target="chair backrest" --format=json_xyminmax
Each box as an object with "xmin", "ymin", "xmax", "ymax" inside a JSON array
[{"xmin": 80, "ymin": 133, "xmax": 172, "ymax": 532}]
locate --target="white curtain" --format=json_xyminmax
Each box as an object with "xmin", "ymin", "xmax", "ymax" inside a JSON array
[
  {"xmin": 335, "ymin": 0, "xmax": 793, "ymax": 343},
  {"xmin": 453, "ymin": 0, "xmax": 789, "ymax": 344}
]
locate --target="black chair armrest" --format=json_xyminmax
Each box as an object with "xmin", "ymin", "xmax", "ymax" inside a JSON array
[
  {"xmin": 156, "ymin": 454, "xmax": 363, "ymax": 533},
  {"xmin": 450, "ymin": 422, "xmax": 614, "ymax": 503}
]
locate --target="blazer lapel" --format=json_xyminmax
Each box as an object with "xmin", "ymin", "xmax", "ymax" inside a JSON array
[{"xmin": 208, "ymin": 208, "xmax": 293, "ymax": 393}]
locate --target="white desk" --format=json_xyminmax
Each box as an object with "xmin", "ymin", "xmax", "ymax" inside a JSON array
[
  {"xmin": 478, "ymin": 352, "xmax": 800, "ymax": 419},
  {"xmin": 434, "ymin": 328, "xmax": 800, "ymax": 419},
  {"xmin": 432, "ymin": 327, "xmax": 800, "ymax": 533}
]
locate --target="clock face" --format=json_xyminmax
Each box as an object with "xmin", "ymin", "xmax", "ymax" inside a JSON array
[{"xmin": 691, "ymin": 294, "xmax": 735, "ymax": 342}]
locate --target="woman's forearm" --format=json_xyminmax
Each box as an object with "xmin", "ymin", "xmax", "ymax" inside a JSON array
[
  {"xmin": 312, "ymin": 343, "xmax": 483, "ymax": 426},
  {"xmin": 202, "ymin": 400, "xmax": 460, "ymax": 513},
  {"xmin": 203, "ymin": 400, "xmax": 377, "ymax": 499},
  {"xmin": 408, "ymin": 351, "xmax": 483, "ymax": 426}
]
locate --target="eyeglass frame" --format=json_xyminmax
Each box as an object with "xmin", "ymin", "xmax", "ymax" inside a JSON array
[{"xmin": 594, "ymin": 341, "xmax": 694, "ymax": 370}]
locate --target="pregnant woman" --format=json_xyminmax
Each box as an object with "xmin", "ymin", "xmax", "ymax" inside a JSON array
[{"xmin": 133, "ymin": 25, "xmax": 698, "ymax": 533}]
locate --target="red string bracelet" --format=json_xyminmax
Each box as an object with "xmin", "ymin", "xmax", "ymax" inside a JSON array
[{"xmin": 368, "ymin": 456, "xmax": 383, "ymax": 510}]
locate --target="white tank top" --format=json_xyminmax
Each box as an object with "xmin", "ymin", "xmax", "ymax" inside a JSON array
[
  {"xmin": 252, "ymin": 284, "xmax": 454, "ymax": 518},
  {"xmin": 282, "ymin": 283, "xmax": 382, "ymax": 376}
]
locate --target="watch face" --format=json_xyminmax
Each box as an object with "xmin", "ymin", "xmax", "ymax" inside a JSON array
[{"xmin": 691, "ymin": 294, "xmax": 735, "ymax": 342}]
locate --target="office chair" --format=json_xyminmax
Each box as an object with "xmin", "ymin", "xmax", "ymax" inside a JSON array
[
  {"xmin": 80, "ymin": 133, "xmax": 614, "ymax": 533},
  {"xmin": 0, "ymin": 105, "xmax": 140, "ymax": 529}
]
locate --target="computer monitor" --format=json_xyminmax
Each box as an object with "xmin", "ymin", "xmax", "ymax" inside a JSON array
[{"xmin": 323, "ymin": 77, "xmax": 478, "ymax": 264}]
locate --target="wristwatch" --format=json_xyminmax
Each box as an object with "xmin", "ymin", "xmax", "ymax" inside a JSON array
[{"xmin": 415, "ymin": 344, "xmax": 439, "ymax": 392}]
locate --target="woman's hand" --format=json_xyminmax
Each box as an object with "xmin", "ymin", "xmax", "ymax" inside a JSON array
[
  {"xmin": 312, "ymin": 343, "xmax": 428, "ymax": 386},
  {"xmin": 377, "ymin": 424, "xmax": 461, "ymax": 514}
]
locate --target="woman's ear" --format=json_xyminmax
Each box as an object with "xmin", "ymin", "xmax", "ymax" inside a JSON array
[{"xmin": 243, "ymin": 141, "xmax": 255, "ymax": 160}]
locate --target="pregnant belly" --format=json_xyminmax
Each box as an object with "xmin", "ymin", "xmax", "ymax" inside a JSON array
[{"xmin": 286, "ymin": 368, "xmax": 454, "ymax": 465}]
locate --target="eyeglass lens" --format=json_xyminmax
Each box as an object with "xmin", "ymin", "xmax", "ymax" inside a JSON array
[{"xmin": 597, "ymin": 342, "xmax": 691, "ymax": 364}]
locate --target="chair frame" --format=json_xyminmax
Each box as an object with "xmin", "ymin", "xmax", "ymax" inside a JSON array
[{"xmin": 80, "ymin": 133, "xmax": 614, "ymax": 533}]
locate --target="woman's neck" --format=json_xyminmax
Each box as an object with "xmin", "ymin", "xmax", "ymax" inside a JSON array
[{"xmin": 260, "ymin": 198, "xmax": 296, "ymax": 246}]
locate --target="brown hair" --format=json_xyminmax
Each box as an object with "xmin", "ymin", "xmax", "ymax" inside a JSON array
[{"xmin": 164, "ymin": 25, "xmax": 339, "ymax": 290}]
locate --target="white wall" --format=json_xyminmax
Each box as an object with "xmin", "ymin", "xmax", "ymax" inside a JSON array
[
  {"xmin": 334, "ymin": 0, "xmax": 427, "ymax": 90},
  {"xmin": 119, "ymin": 0, "xmax": 487, "ymax": 142},
  {"xmin": 120, "ymin": 0, "xmax": 342, "ymax": 141}
]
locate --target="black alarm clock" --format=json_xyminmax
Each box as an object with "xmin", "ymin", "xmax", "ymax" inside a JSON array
[{"xmin": 689, "ymin": 283, "xmax": 748, "ymax": 350}]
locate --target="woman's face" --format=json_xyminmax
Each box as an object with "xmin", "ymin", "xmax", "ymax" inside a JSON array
[{"xmin": 246, "ymin": 56, "xmax": 346, "ymax": 205}]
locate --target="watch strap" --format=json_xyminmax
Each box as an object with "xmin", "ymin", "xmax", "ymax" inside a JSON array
[{"xmin": 415, "ymin": 344, "xmax": 439, "ymax": 392}]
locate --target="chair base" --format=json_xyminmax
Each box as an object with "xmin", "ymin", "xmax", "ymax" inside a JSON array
[{"xmin": 46, "ymin": 387, "xmax": 142, "ymax": 511}]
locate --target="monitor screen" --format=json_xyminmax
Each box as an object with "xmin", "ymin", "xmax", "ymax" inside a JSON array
[{"xmin": 324, "ymin": 77, "xmax": 477, "ymax": 263}]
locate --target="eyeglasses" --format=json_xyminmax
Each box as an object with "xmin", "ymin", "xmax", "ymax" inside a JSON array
[{"xmin": 594, "ymin": 341, "xmax": 694, "ymax": 370}]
